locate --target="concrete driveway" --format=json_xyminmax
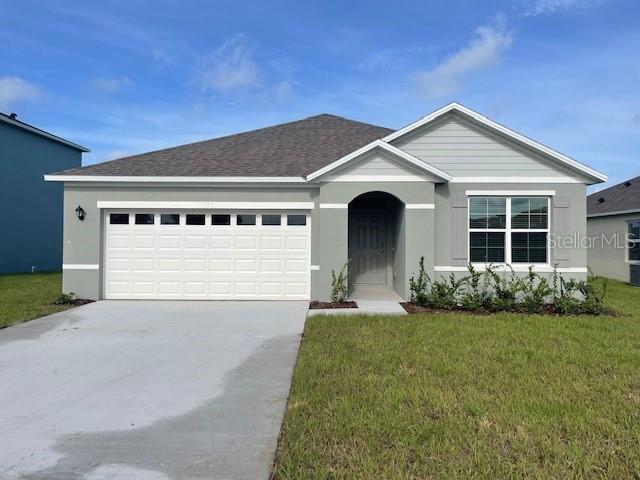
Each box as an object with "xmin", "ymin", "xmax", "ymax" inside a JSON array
[{"xmin": 0, "ymin": 300, "xmax": 308, "ymax": 480}]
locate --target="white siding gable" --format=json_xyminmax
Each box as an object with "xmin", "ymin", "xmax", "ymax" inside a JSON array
[
  {"xmin": 323, "ymin": 149, "xmax": 437, "ymax": 182},
  {"xmin": 392, "ymin": 113, "xmax": 588, "ymax": 181}
]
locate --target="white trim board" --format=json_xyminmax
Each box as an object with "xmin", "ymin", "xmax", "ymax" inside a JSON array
[
  {"xmin": 381, "ymin": 102, "xmax": 607, "ymax": 184},
  {"xmin": 319, "ymin": 203, "xmax": 348, "ymax": 209},
  {"xmin": 588, "ymin": 209, "xmax": 640, "ymax": 218},
  {"xmin": 310, "ymin": 265, "xmax": 320, "ymax": 271},
  {"xmin": 322, "ymin": 175, "xmax": 430, "ymax": 183},
  {"xmin": 434, "ymin": 265, "xmax": 587, "ymax": 273},
  {"xmin": 97, "ymin": 201, "xmax": 315, "ymax": 210},
  {"xmin": 63, "ymin": 264, "xmax": 99, "ymax": 270},
  {"xmin": 450, "ymin": 177, "xmax": 583, "ymax": 184},
  {"xmin": 465, "ymin": 190, "xmax": 556, "ymax": 197},
  {"xmin": 405, "ymin": 204, "xmax": 435, "ymax": 209},
  {"xmin": 45, "ymin": 175, "xmax": 307, "ymax": 183},
  {"xmin": 306, "ymin": 140, "xmax": 452, "ymax": 182}
]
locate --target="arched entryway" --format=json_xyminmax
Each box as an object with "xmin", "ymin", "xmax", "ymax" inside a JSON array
[{"xmin": 348, "ymin": 191, "xmax": 404, "ymax": 300}]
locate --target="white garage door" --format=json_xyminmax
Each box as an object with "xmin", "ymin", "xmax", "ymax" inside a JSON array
[{"xmin": 104, "ymin": 211, "xmax": 311, "ymax": 300}]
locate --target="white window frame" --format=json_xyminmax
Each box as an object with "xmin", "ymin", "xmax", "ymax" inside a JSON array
[
  {"xmin": 626, "ymin": 219, "xmax": 640, "ymax": 265},
  {"xmin": 468, "ymin": 196, "xmax": 551, "ymax": 267}
]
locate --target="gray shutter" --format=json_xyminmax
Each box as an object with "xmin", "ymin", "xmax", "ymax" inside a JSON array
[
  {"xmin": 452, "ymin": 194, "xmax": 468, "ymax": 263},
  {"xmin": 552, "ymin": 195, "xmax": 570, "ymax": 267}
]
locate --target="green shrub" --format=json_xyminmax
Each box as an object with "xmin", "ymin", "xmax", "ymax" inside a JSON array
[
  {"xmin": 54, "ymin": 292, "xmax": 76, "ymax": 305},
  {"xmin": 409, "ymin": 257, "xmax": 430, "ymax": 306},
  {"xmin": 330, "ymin": 261, "xmax": 350, "ymax": 303},
  {"xmin": 408, "ymin": 259, "xmax": 609, "ymax": 315}
]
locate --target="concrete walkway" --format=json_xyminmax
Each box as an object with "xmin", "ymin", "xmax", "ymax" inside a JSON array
[{"xmin": 0, "ymin": 300, "xmax": 308, "ymax": 480}]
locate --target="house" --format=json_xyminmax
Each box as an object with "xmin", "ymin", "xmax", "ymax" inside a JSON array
[
  {"xmin": 1, "ymin": 112, "xmax": 88, "ymax": 274},
  {"xmin": 45, "ymin": 103, "xmax": 606, "ymax": 301},
  {"xmin": 587, "ymin": 176, "xmax": 640, "ymax": 282}
]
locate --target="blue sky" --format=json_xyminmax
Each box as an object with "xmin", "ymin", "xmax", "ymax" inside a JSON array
[{"xmin": 1, "ymin": 0, "xmax": 638, "ymax": 190}]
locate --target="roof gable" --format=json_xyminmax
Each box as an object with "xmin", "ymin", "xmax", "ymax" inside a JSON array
[{"xmin": 384, "ymin": 102, "xmax": 607, "ymax": 184}]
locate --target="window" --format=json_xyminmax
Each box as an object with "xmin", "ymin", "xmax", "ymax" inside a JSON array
[
  {"xmin": 469, "ymin": 197, "xmax": 506, "ymax": 263},
  {"xmin": 212, "ymin": 214, "xmax": 231, "ymax": 226},
  {"xmin": 237, "ymin": 214, "xmax": 256, "ymax": 226},
  {"xmin": 160, "ymin": 214, "xmax": 180, "ymax": 225},
  {"xmin": 287, "ymin": 214, "xmax": 306, "ymax": 226},
  {"xmin": 135, "ymin": 213, "xmax": 154, "ymax": 225},
  {"xmin": 186, "ymin": 214, "xmax": 205, "ymax": 225},
  {"xmin": 109, "ymin": 213, "xmax": 129, "ymax": 225},
  {"xmin": 262, "ymin": 214, "xmax": 281, "ymax": 226},
  {"xmin": 469, "ymin": 196, "xmax": 549, "ymax": 264},
  {"xmin": 628, "ymin": 220, "xmax": 640, "ymax": 262}
]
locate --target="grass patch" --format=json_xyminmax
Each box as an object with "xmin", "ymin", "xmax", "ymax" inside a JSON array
[
  {"xmin": 274, "ymin": 280, "xmax": 640, "ymax": 479},
  {"xmin": 0, "ymin": 272, "xmax": 71, "ymax": 328}
]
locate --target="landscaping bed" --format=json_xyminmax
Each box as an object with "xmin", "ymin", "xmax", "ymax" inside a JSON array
[{"xmin": 309, "ymin": 300, "xmax": 357, "ymax": 309}]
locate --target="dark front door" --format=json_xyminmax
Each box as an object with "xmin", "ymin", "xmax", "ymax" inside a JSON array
[{"xmin": 349, "ymin": 209, "xmax": 387, "ymax": 285}]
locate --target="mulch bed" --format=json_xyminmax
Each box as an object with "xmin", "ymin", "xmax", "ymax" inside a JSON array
[
  {"xmin": 400, "ymin": 302, "xmax": 617, "ymax": 316},
  {"xmin": 54, "ymin": 299, "xmax": 95, "ymax": 307},
  {"xmin": 309, "ymin": 301, "xmax": 358, "ymax": 309}
]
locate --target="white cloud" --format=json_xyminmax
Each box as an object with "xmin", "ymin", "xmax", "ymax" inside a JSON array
[
  {"xmin": 199, "ymin": 34, "xmax": 260, "ymax": 92},
  {"xmin": 414, "ymin": 22, "xmax": 513, "ymax": 99},
  {"xmin": 524, "ymin": 0, "xmax": 592, "ymax": 16},
  {"xmin": 0, "ymin": 76, "xmax": 40, "ymax": 110},
  {"xmin": 90, "ymin": 76, "xmax": 132, "ymax": 93}
]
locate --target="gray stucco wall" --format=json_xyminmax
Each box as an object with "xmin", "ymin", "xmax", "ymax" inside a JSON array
[
  {"xmin": 434, "ymin": 183, "xmax": 588, "ymax": 270},
  {"xmin": 61, "ymin": 180, "xmax": 589, "ymax": 300},
  {"xmin": 587, "ymin": 213, "xmax": 639, "ymax": 282},
  {"xmin": 62, "ymin": 185, "xmax": 318, "ymax": 299},
  {"xmin": 0, "ymin": 122, "xmax": 82, "ymax": 273}
]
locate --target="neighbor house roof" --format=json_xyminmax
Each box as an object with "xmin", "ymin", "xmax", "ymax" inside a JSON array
[
  {"xmin": 49, "ymin": 114, "xmax": 392, "ymax": 178},
  {"xmin": 587, "ymin": 176, "xmax": 640, "ymax": 217},
  {"xmin": 0, "ymin": 112, "xmax": 89, "ymax": 152}
]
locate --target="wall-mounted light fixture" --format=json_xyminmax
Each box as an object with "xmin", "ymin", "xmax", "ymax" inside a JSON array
[{"xmin": 75, "ymin": 205, "xmax": 86, "ymax": 221}]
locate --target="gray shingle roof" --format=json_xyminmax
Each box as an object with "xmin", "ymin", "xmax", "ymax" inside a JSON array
[
  {"xmin": 52, "ymin": 114, "xmax": 393, "ymax": 177},
  {"xmin": 587, "ymin": 175, "xmax": 640, "ymax": 216}
]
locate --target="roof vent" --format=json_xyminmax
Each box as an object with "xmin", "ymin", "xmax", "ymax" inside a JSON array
[
  {"xmin": 625, "ymin": 181, "xmax": 632, "ymax": 187},
  {"xmin": 9, "ymin": 112, "xmax": 17, "ymax": 120},
  {"xmin": 598, "ymin": 197, "xmax": 605, "ymax": 203}
]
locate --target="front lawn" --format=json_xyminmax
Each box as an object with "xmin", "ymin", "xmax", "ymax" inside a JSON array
[
  {"xmin": 274, "ymin": 280, "xmax": 640, "ymax": 479},
  {"xmin": 0, "ymin": 272, "xmax": 70, "ymax": 328}
]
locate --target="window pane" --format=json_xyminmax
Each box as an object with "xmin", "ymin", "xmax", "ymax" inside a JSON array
[
  {"xmin": 109, "ymin": 213, "xmax": 129, "ymax": 225},
  {"xmin": 529, "ymin": 214, "xmax": 547, "ymax": 229},
  {"xmin": 630, "ymin": 241, "xmax": 640, "ymax": 261},
  {"xmin": 487, "ymin": 198, "xmax": 506, "ymax": 228},
  {"xmin": 511, "ymin": 232, "xmax": 547, "ymax": 263},
  {"xmin": 134, "ymin": 213, "xmax": 154, "ymax": 225},
  {"xmin": 287, "ymin": 214, "xmax": 306, "ymax": 226},
  {"xmin": 212, "ymin": 214, "xmax": 231, "ymax": 226},
  {"xmin": 470, "ymin": 232, "xmax": 505, "ymax": 263},
  {"xmin": 530, "ymin": 198, "xmax": 548, "ymax": 214},
  {"xmin": 469, "ymin": 198, "xmax": 488, "ymax": 229},
  {"xmin": 237, "ymin": 214, "xmax": 256, "ymax": 226},
  {"xmin": 160, "ymin": 214, "xmax": 179, "ymax": 225},
  {"xmin": 511, "ymin": 197, "xmax": 548, "ymax": 229},
  {"xmin": 628, "ymin": 220, "xmax": 640, "ymax": 240},
  {"xmin": 262, "ymin": 214, "xmax": 281, "ymax": 226},
  {"xmin": 186, "ymin": 214, "xmax": 205, "ymax": 225}
]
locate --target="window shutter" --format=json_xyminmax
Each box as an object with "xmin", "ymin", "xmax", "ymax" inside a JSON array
[
  {"xmin": 552, "ymin": 195, "xmax": 570, "ymax": 267},
  {"xmin": 452, "ymin": 195, "xmax": 468, "ymax": 261}
]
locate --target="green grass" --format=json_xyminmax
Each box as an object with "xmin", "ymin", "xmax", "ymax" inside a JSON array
[
  {"xmin": 274, "ymin": 279, "xmax": 640, "ymax": 479},
  {"xmin": 0, "ymin": 272, "xmax": 69, "ymax": 328}
]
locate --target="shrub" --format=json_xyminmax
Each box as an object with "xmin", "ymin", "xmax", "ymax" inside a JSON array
[
  {"xmin": 518, "ymin": 267, "xmax": 554, "ymax": 313},
  {"xmin": 408, "ymin": 259, "xmax": 609, "ymax": 315},
  {"xmin": 330, "ymin": 261, "xmax": 350, "ymax": 303},
  {"xmin": 409, "ymin": 256, "xmax": 430, "ymax": 306},
  {"xmin": 54, "ymin": 292, "xmax": 76, "ymax": 305}
]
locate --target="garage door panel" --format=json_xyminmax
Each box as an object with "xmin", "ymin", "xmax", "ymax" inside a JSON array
[{"xmin": 105, "ymin": 210, "xmax": 310, "ymax": 300}]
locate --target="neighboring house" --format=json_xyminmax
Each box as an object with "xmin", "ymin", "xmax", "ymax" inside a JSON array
[
  {"xmin": 1, "ymin": 112, "xmax": 88, "ymax": 274},
  {"xmin": 587, "ymin": 176, "xmax": 640, "ymax": 282},
  {"xmin": 45, "ymin": 103, "xmax": 606, "ymax": 301}
]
